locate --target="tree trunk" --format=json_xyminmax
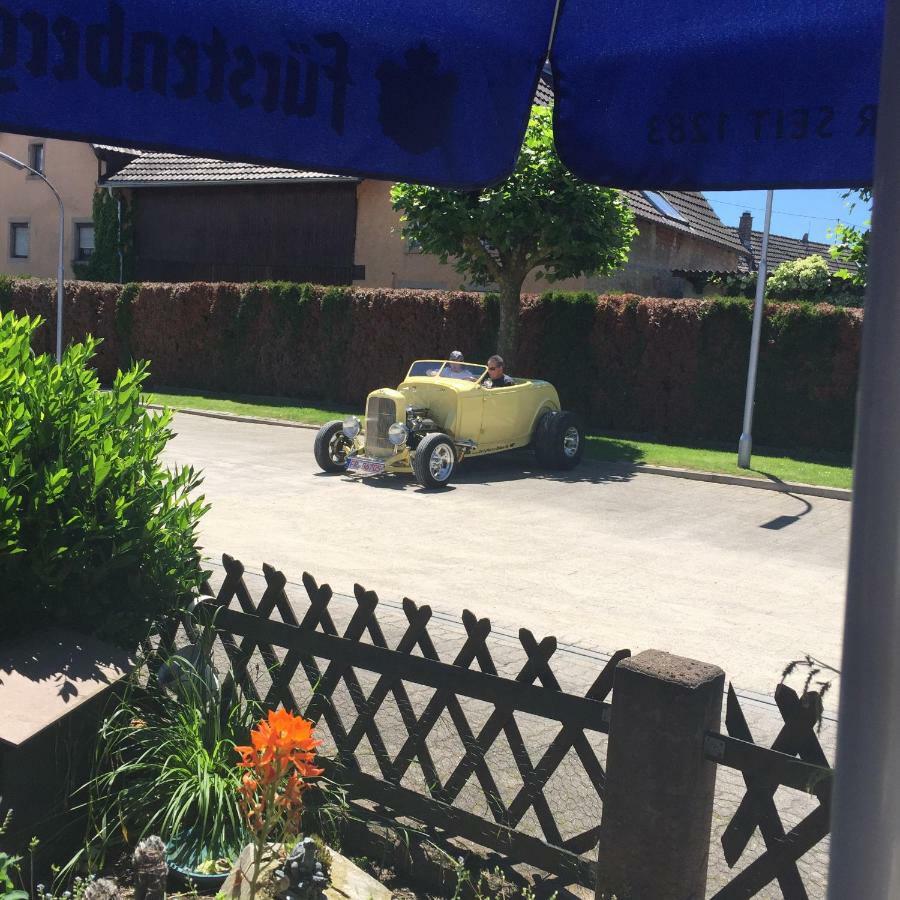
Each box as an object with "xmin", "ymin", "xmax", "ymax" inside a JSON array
[{"xmin": 496, "ymin": 275, "xmax": 524, "ymax": 371}]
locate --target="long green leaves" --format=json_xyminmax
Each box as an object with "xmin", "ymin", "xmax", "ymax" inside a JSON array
[{"xmin": 78, "ymin": 652, "xmax": 260, "ymax": 873}]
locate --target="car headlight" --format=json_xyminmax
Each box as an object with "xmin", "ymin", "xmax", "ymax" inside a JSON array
[
  {"xmin": 388, "ymin": 422, "xmax": 409, "ymax": 445},
  {"xmin": 342, "ymin": 416, "xmax": 361, "ymax": 438}
]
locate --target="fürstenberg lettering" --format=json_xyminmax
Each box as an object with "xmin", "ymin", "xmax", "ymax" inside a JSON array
[{"xmin": 0, "ymin": 1, "xmax": 350, "ymax": 133}]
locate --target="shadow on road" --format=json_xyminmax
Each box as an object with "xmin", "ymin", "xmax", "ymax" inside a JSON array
[
  {"xmin": 318, "ymin": 448, "xmax": 639, "ymax": 491},
  {"xmin": 759, "ymin": 492, "xmax": 814, "ymax": 529}
]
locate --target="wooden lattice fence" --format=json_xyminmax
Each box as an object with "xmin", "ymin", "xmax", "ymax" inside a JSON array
[
  {"xmin": 705, "ymin": 684, "xmax": 833, "ymax": 899},
  {"xmin": 161, "ymin": 554, "xmax": 630, "ymax": 889},
  {"xmin": 155, "ymin": 553, "xmax": 837, "ymax": 896}
]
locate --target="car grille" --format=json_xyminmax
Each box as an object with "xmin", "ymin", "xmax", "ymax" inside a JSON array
[{"xmin": 365, "ymin": 396, "xmax": 397, "ymax": 458}]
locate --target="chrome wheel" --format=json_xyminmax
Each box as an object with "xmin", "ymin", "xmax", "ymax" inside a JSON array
[
  {"xmin": 329, "ymin": 433, "xmax": 350, "ymax": 466},
  {"xmin": 429, "ymin": 443, "xmax": 455, "ymax": 482},
  {"xmin": 562, "ymin": 425, "xmax": 581, "ymax": 459}
]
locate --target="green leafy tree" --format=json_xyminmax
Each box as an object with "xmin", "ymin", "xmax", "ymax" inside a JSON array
[
  {"xmin": 830, "ymin": 188, "xmax": 871, "ymax": 287},
  {"xmin": 391, "ymin": 106, "xmax": 636, "ymax": 366},
  {"xmin": 0, "ymin": 310, "xmax": 207, "ymax": 644},
  {"xmin": 73, "ymin": 190, "xmax": 134, "ymax": 283}
]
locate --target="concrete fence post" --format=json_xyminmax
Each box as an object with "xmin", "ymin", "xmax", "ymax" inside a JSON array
[{"xmin": 595, "ymin": 650, "xmax": 725, "ymax": 900}]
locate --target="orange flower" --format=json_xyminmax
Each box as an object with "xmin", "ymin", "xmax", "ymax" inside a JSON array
[
  {"xmin": 236, "ymin": 711, "xmax": 321, "ymax": 840},
  {"xmin": 236, "ymin": 710, "xmax": 322, "ymax": 776},
  {"xmin": 236, "ymin": 711, "xmax": 323, "ymax": 900},
  {"xmin": 275, "ymin": 772, "xmax": 305, "ymax": 808},
  {"xmin": 239, "ymin": 773, "xmax": 259, "ymax": 799},
  {"xmin": 291, "ymin": 753, "xmax": 324, "ymax": 779},
  {"xmin": 235, "ymin": 745, "xmax": 257, "ymax": 768}
]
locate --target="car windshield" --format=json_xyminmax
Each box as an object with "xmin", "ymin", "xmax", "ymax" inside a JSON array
[{"xmin": 407, "ymin": 361, "xmax": 487, "ymax": 381}]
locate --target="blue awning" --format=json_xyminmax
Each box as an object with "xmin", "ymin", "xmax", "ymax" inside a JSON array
[
  {"xmin": 0, "ymin": 0, "xmax": 884, "ymax": 189},
  {"xmin": 0, "ymin": 0, "xmax": 554, "ymax": 189},
  {"xmin": 552, "ymin": 0, "xmax": 884, "ymax": 189}
]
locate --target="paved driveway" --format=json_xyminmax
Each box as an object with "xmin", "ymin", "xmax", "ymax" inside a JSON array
[
  {"xmin": 162, "ymin": 412, "xmax": 849, "ymax": 697},
  {"xmin": 163, "ymin": 411, "xmax": 846, "ymax": 896}
]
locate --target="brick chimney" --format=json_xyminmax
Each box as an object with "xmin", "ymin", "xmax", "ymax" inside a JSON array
[{"xmin": 738, "ymin": 211, "xmax": 753, "ymax": 248}]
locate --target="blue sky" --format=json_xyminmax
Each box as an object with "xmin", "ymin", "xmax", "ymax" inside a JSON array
[{"xmin": 703, "ymin": 190, "xmax": 871, "ymax": 245}]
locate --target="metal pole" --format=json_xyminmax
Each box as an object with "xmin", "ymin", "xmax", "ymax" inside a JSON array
[
  {"xmin": 737, "ymin": 189, "xmax": 774, "ymax": 468},
  {"xmin": 829, "ymin": 0, "xmax": 900, "ymax": 896},
  {"xmin": 115, "ymin": 191, "xmax": 124, "ymax": 284},
  {"xmin": 55, "ymin": 189, "xmax": 65, "ymax": 362},
  {"xmin": 0, "ymin": 150, "xmax": 65, "ymax": 362}
]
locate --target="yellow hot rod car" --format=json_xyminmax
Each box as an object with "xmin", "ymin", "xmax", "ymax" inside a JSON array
[{"xmin": 313, "ymin": 360, "xmax": 584, "ymax": 488}]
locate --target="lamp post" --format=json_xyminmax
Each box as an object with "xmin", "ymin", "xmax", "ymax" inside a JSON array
[
  {"xmin": 737, "ymin": 188, "xmax": 774, "ymax": 469},
  {"xmin": 0, "ymin": 150, "xmax": 65, "ymax": 362}
]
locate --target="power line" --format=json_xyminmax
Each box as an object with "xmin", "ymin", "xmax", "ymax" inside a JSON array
[{"xmin": 703, "ymin": 195, "xmax": 849, "ymax": 222}]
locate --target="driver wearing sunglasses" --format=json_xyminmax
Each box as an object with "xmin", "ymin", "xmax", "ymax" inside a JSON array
[{"xmin": 484, "ymin": 354, "xmax": 514, "ymax": 388}]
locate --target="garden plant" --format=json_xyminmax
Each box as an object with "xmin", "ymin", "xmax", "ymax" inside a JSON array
[
  {"xmin": 76, "ymin": 645, "xmax": 262, "ymax": 878},
  {"xmin": 235, "ymin": 709, "xmax": 323, "ymax": 900},
  {"xmin": 0, "ymin": 310, "xmax": 208, "ymax": 645},
  {"xmin": 0, "ymin": 807, "xmax": 27, "ymax": 900}
]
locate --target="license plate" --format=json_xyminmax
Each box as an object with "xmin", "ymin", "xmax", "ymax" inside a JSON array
[{"xmin": 347, "ymin": 456, "xmax": 385, "ymax": 476}]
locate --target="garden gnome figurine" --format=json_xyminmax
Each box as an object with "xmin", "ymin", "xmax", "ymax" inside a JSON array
[
  {"xmin": 132, "ymin": 836, "xmax": 168, "ymax": 900},
  {"xmin": 275, "ymin": 838, "xmax": 328, "ymax": 900}
]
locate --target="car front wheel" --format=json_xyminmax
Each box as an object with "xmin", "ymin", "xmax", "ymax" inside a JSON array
[
  {"xmin": 534, "ymin": 410, "xmax": 585, "ymax": 470},
  {"xmin": 413, "ymin": 433, "xmax": 456, "ymax": 488},
  {"xmin": 314, "ymin": 420, "xmax": 352, "ymax": 472}
]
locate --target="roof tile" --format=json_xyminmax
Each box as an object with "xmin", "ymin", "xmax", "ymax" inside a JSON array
[
  {"xmin": 739, "ymin": 230, "xmax": 846, "ymax": 274},
  {"xmin": 102, "ymin": 153, "xmax": 357, "ymax": 187},
  {"xmin": 625, "ymin": 190, "xmax": 747, "ymax": 254}
]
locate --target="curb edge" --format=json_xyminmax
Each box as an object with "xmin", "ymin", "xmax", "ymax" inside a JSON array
[{"xmin": 147, "ymin": 403, "xmax": 852, "ymax": 502}]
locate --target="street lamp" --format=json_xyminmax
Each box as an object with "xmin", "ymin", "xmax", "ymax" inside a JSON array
[
  {"xmin": 0, "ymin": 150, "xmax": 65, "ymax": 362},
  {"xmin": 737, "ymin": 188, "xmax": 774, "ymax": 469}
]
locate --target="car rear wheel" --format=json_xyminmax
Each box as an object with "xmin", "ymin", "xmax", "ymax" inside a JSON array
[
  {"xmin": 413, "ymin": 433, "xmax": 456, "ymax": 488},
  {"xmin": 534, "ymin": 410, "xmax": 585, "ymax": 470},
  {"xmin": 314, "ymin": 420, "xmax": 352, "ymax": 472}
]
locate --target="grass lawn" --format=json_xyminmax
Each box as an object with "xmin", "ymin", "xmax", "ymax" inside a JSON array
[
  {"xmin": 584, "ymin": 435, "xmax": 851, "ymax": 490},
  {"xmin": 146, "ymin": 389, "xmax": 853, "ymax": 490},
  {"xmin": 145, "ymin": 389, "xmax": 354, "ymax": 426}
]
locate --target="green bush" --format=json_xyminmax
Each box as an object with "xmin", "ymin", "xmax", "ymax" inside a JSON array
[
  {"xmin": 0, "ymin": 310, "xmax": 208, "ymax": 645},
  {"xmin": 3, "ymin": 279, "xmax": 862, "ymax": 451},
  {"xmin": 766, "ymin": 255, "xmax": 831, "ymax": 300}
]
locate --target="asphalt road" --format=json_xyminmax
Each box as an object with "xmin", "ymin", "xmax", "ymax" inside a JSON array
[{"xmin": 162, "ymin": 412, "xmax": 850, "ymax": 699}]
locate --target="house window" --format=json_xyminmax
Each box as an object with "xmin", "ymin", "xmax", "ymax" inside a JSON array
[
  {"xmin": 10, "ymin": 223, "xmax": 29, "ymax": 259},
  {"xmin": 642, "ymin": 191, "xmax": 687, "ymax": 224},
  {"xmin": 76, "ymin": 223, "xmax": 95, "ymax": 261},
  {"xmin": 405, "ymin": 236, "xmax": 423, "ymax": 254},
  {"xmin": 28, "ymin": 143, "xmax": 45, "ymax": 175}
]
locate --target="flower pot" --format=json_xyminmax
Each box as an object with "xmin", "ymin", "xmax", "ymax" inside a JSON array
[{"xmin": 166, "ymin": 831, "xmax": 239, "ymax": 891}]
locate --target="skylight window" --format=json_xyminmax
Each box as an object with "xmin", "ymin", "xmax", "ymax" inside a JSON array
[{"xmin": 642, "ymin": 191, "xmax": 687, "ymax": 224}]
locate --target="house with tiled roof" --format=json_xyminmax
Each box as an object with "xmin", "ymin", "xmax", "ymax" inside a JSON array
[
  {"xmin": 673, "ymin": 210, "xmax": 853, "ymax": 294},
  {"xmin": 95, "ymin": 71, "xmax": 747, "ymax": 293},
  {"xmin": 0, "ymin": 135, "xmax": 151, "ymax": 279},
  {"xmin": 2, "ymin": 114, "xmax": 749, "ymax": 295},
  {"xmin": 97, "ymin": 147, "xmax": 746, "ymax": 295},
  {"xmin": 732, "ymin": 211, "xmax": 845, "ymax": 274},
  {"xmin": 102, "ymin": 152, "xmax": 362, "ymax": 284}
]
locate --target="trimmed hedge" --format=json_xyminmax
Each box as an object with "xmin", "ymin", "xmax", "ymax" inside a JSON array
[{"xmin": 0, "ymin": 278, "xmax": 861, "ymax": 451}]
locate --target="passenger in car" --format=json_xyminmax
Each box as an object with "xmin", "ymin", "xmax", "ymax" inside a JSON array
[
  {"xmin": 444, "ymin": 349, "xmax": 476, "ymax": 380},
  {"xmin": 484, "ymin": 354, "xmax": 514, "ymax": 388}
]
